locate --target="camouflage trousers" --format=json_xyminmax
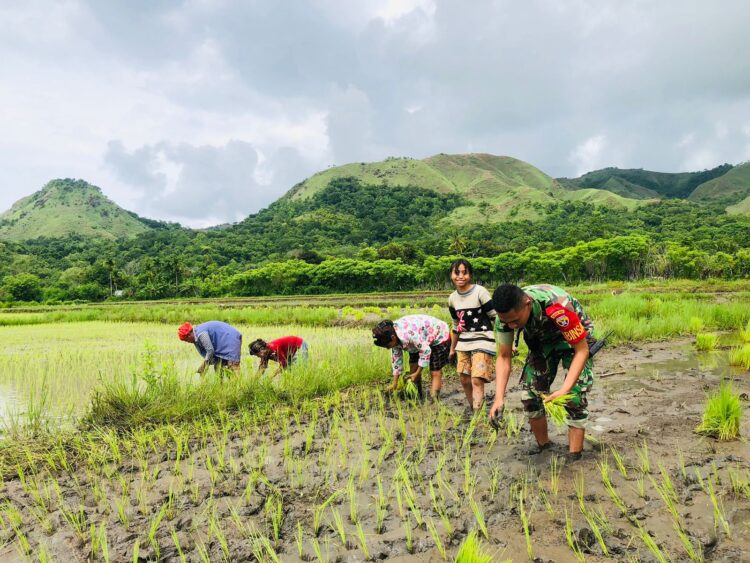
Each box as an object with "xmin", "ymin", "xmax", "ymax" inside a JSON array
[{"xmin": 521, "ymin": 341, "xmax": 593, "ymax": 429}]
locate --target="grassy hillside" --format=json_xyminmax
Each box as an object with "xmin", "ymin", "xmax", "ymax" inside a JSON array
[
  {"xmin": 727, "ymin": 194, "xmax": 750, "ymax": 215},
  {"xmin": 559, "ymin": 164, "xmax": 733, "ymax": 199},
  {"xmin": 689, "ymin": 162, "xmax": 750, "ymax": 208},
  {"xmin": 285, "ymin": 153, "xmax": 646, "ymax": 223},
  {"xmin": 0, "ymin": 179, "xmax": 153, "ymax": 241}
]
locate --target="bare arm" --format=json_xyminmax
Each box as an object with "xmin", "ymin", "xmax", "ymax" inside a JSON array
[
  {"xmin": 449, "ymin": 330, "xmax": 458, "ymax": 359},
  {"xmin": 489, "ymin": 343, "xmax": 513, "ymax": 417},
  {"xmin": 544, "ymin": 339, "xmax": 589, "ymax": 402}
]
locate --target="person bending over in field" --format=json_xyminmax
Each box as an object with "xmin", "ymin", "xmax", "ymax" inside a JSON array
[
  {"xmin": 489, "ymin": 284, "xmax": 595, "ymax": 461},
  {"xmin": 447, "ymin": 259, "xmax": 497, "ymax": 415},
  {"xmin": 372, "ymin": 315, "xmax": 451, "ymax": 402},
  {"xmin": 178, "ymin": 320, "xmax": 242, "ymax": 376},
  {"xmin": 248, "ymin": 336, "xmax": 308, "ymax": 377}
]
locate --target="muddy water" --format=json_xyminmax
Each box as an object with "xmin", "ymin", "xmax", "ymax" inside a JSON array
[{"xmin": 1, "ymin": 339, "xmax": 749, "ymax": 562}]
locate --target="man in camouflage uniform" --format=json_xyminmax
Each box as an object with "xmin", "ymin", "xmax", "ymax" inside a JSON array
[{"xmin": 489, "ymin": 283, "xmax": 594, "ymax": 460}]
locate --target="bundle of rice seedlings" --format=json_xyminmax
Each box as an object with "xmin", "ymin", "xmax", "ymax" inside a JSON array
[
  {"xmin": 404, "ymin": 379, "xmax": 420, "ymax": 400},
  {"xmin": 543, "ymin": 394, "xmax": 573, "ymax": 427},
  {"xmin": 695, "ymin": 382, "xmax": 742, "ymax": 441},
  {"xmin": 728, "ymin": 345, "xmax": 750, "ymax": 370},
  {"xmin": 695, "ymin": 333, "xmax": 719, "ymax": 352},
  {"xmin": 454, "ymin": 531, "xmax": 494, "ymax": 563}
]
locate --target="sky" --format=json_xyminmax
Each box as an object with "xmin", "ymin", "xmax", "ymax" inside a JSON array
[{"xmin": 2, "ymin": 1, "xmax": 750, "ymax": 227}]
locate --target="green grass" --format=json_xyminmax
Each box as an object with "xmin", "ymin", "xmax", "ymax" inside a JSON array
[
  {"xmin": 728, "ymin": 345, "xmax": 750, "ymax": 369},
  {"xmin": 695, "ymin": 333, "xmax": 719, "ymax": 351},
  {"xmin": 694, "ymin": 382, "xmax": 742, "ymax": 440}
]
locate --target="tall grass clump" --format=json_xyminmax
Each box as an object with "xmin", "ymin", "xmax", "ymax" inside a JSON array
[
  {"xmin": 728, "ymin": 345, "xmax": 750, "ymax": 370},
  {"xmin": 740, "ymin": 320, "xmax": 750, "ymax": 342},
  {"xmin": 694, "ymin": 383, "xmax": 742, "ymax": 441},
  {"xmin": 695, "ymin": 333, "xmax": 719, "ymax": 352}
]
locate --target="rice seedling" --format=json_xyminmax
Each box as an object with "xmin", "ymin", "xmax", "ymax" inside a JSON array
[
  {"xmin": 582, "ymin": 509, "xmax": 608, "ymax": 557},
  {"xmin": 674, "ymin": 521, "xmax": 704, "ymax": 562},
  {"xmin": 463, "ymin": 452, "xmax": 475, "ymax": 495},
  {"xmin": 599, "ymin": 456, "xmax": 628, "ymax": 516},
  {"xmin": 313, "ymin": 490, "xmax": 340, "ymax": 537},
  {"xmin": 549, "ymin": 455, "xmax": 562, "ymax": 496},
  {"xmin": 489, "ymin": 465, "xmax": 502, "ymax": 499},
  {"xmin": 728, "ymin": 344, "xmax": 750, "ymax": 369},
  {"xmin": 355, "ymin": 521, "xmax": 370, "ymax": 560},
  {"xmin": 564, "ymin": 507, "xmax": 586, "ymax": 563},
  {"xmin": 707, "ymin": 477, "xmax": 731, "ymax": 537},
  {"xmin": 311, "ymin": 537, "xmax": 324, "ymax": 563},
  {"xmin": 295, "ymin": 521, "xmax": 305, "ymax": 558},
  {"xmin": 403, "ymin": 515, "xmax": 414, "ymax": 554},
  {"xmin": 518, "ymin": 482, "xmax": 533, "ymax": 560},
  {"xmin": 426, "ymin": 518, "xmax": 448, "ymax": 560},
  {"xmin": 374, "ymin": 477, "xmax": 388, "ymax": 534},
  {"xmin": 694, "ymin": 382, "xmax": 742, "ymax": 440},
  {"xmin": 265, "ymin": 493, "xmax": 284, "ymax": 544},
  {"xmin": 636, "ymin": 441, "xmax": 650, "ymax": 474},
  {"xmin": 695, "ymin": 333, "xmax": 719, "ymax": 351},
  {"xmin": 329, "ymin": 507, "xmax": 347, "ymax": 546},
  {"xmin": 728, "ymin": 467, "xmax": 750, "ymax": 499},
  {"xmin": 455, "ymin": 530, "xmax": 496, "ymax": 563},
  {"xmin": 470, "ymin": 496, "xmax": 489, "ymax": 539},
  {"xmin": 171, "ymin": 528, "xmax": 187, "ymax": 563},
  {"xmin": 347, "ymin": 475, "xmax": 359, "ymax": 524},
  {"xmin": 635, "ymin": 524, "xmax": 667, "ymax": 563}
]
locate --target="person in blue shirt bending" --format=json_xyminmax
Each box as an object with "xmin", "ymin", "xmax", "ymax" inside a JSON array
[{"xmin": 178, "ymin": 320, "xmax": 243, "ymax": 376}]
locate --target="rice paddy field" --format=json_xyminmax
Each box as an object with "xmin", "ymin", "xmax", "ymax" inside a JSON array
[{"xmin": 0, "ymin": 282, "xmax": 750, "ymax": 561}]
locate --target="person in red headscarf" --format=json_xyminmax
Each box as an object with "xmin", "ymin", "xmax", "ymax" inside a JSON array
[{"xmin": 178, "ymin": 321, "xmax": 243, "ymax": 376}]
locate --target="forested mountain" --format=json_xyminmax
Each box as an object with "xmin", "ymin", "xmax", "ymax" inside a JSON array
[
  {"xmin": 0, "ymin": 179, "xmax": 160, "ymax": 241},
  {"xmin": 557, "ymin": 163, "xmax": 734, "ymax": 200},
  {"xmin": 1, "ymin": 155, "xmax": 749, "ymax": 302},
  {"xmin": 689, "ymin": 162, "xmax": 750, "ymax": 207},
  {"xmin": 286, "ymin": 154, "xmax": 646, "ymax": 222}
]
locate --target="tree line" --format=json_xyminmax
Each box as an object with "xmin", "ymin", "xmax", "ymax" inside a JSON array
[{"xmin": 1, "ymin": 177, "xmax": 749, "ymax": 303}]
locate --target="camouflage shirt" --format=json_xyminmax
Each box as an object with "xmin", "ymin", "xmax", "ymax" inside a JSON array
[{"xmin": 496, "ymin": 284, "xmax": 594, "ymax": 351}]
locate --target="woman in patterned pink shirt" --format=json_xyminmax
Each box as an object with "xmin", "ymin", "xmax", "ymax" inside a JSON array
[{"xmin": 372, "ymin": 314, "xmax": 451, "ymax": 402}]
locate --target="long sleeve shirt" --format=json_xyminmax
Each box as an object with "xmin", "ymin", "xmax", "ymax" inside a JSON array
[
  {"xmin": 194, "ymin": 331, "xmax": 215, "ymax": 363},
  {"xmin": 390, "ymin": 315, "xmax": 450, "ymax": 377}
]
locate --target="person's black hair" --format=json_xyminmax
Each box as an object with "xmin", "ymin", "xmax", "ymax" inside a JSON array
[
  {"xmin": 449, "ymin": 259, "xmax": 473, "ymax": 278},
  {"xmin": 372, "ymin": 320, "xmax": 396, "ymax": 347},
  {"xmin": 248, "ymin": 339, "xmax": 267, "ymax": 355},
  {"xmin": 492, "ymin": 283, "xmax": 526, "ymax": 313}
]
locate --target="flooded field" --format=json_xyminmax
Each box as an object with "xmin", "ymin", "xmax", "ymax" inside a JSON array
[{"xmin": 0, "ymin": 336, "xmax": 748, "ymax": 561}]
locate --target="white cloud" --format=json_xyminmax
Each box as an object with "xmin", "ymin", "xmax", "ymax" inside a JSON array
[
  {"xmin": 570, "ymin": 135, "xmax": 607, "ymax": 176},
  {"xmin": 2, "ymin": 0, "xmax": 750, "ymax": 224}
]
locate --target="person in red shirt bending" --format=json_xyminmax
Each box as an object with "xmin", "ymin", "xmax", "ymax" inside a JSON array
[{"xmin": 248, "ymin": 336, "xmax": 309, "ymax": 377}]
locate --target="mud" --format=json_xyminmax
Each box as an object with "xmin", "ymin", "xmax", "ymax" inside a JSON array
[{"xmin": 1, "ymin": 339, "xmax": 749, "ymax": 562}]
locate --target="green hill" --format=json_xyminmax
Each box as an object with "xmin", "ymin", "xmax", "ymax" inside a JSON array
[
  {"xmin": 0, "ymin": 179, "xmax": 154, "ymax": 241},
  {"xmin": 689, "ymin": 162, "xmax": 750, "ymax": 208},
  {"xmin": 285, "ymin": 153, "xmax": 645, "ymax": 222},
  {"xmin": 558, "ymin": 164, "xmax": 733, "ymax": 199}
]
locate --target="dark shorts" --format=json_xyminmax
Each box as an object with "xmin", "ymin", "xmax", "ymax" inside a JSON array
[{"xmin": 408, "ymin": 339, "xmax": 451, "ymax": 372}]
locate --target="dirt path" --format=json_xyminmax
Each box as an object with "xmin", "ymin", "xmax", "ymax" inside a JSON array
[{"xmin": 1, "ymin": 340, "xmax": 749, "ymax": 562}]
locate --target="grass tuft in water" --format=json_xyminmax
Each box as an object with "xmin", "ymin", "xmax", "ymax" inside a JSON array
[
  {"xmin": 728, "ymin": 344, "xmax": 750, "ymax": 370},
  {"xmin": 695, "ymin": 333, "xmax": 719, "ymax": 352}
]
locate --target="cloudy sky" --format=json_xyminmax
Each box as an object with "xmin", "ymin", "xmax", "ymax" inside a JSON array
[{"xmin": 2, "ymin": 1, "xmax": 750, "ymax": 227}]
